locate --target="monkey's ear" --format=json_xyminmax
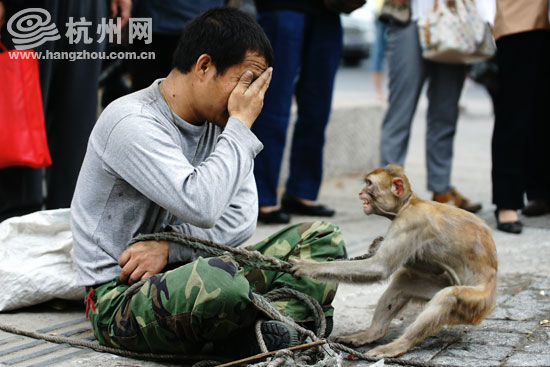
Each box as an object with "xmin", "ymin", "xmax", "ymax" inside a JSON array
[{"xmin": 391, "ymin": 178, "xmax": 405, "ymax": 197}]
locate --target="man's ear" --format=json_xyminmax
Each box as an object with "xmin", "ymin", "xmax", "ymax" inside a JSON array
[
  {"xmin": 391, "ymin": 178, "xmax": 404, "ymax": 197},
  {"xmin": 193, "ymin": 54, "xmax": 214, "ymax": 80}
]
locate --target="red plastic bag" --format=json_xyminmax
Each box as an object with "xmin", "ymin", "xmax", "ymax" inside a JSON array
[{"xmin": 0, "ymin": 42, "xmax": 51, "ymax": 168}]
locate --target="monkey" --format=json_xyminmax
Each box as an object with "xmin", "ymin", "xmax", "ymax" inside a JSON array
[{"xmin": 290, "ymin": 164, "xmax": 497, "ymax": 358}]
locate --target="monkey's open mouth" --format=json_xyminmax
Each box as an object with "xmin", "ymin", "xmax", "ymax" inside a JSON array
[{"xmin": 362, "ymin": 198, "xmax": 372, "ymax": 211}]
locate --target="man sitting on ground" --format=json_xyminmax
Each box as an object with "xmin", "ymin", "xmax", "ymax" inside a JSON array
[{"xmin": 71, "ymin": 7, "xmax": 346, "ymax": 356}]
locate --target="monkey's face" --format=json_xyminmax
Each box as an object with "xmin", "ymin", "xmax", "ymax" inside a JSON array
[
  {"xmin": 359, "ymin": 174, "xmax": 378, "ymax": 215},
  {"xmin": 359, "ymin": 170, "xmax": 399, "ymax": 217}
]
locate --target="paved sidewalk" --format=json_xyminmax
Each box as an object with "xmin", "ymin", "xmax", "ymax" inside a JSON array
[{"xmin": 1, "ymin": 80, "xmax": 549, "ymax": 366}]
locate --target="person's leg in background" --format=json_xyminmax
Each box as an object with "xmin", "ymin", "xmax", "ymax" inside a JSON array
[
  {"xmin": 424, "ymin": 61, "xmax": 465, "ymax": 195},
  {"xmin": 282, "ymin": 11, "xmax": 342, "ymax": 214},
  {"xmin": 0, "ymin": 168, "xmax": 42, "ymax": 222},
  {"xmin": 379, "ymin": 21, "xmax": 426, "ymax": 168},
  {"xmin": 44, "ymin": 0, "xmax": 107, "ymax": 209},
  {"xmin": 252, "ymin": 10, "xmax": 305, "ymax": 224},
  {"xmin": 370, "ymin": 19, "xmax": 387, "ymax": 102},
  {"xmin": 523, "ymin": 30, "xmax": 550, "ymax": 217},
  {"xmin": 425, "ymin": 60, "xmax": 481, "ymax": 213},
  {"xmin": 492, "ymin": 32, "xmax": 540, "ymax": 233}
]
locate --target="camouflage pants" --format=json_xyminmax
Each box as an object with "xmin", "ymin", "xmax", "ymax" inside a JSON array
[{"xmin": 87, "ymin": 221, "xmax": 347, "ymax": 353}]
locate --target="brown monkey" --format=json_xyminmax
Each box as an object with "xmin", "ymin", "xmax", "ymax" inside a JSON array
[{"xmin": 290, "ymin": 164, "xmax": 497, "ymax": 358}]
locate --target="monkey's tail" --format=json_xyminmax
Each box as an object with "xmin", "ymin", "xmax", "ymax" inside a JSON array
[{"xmin": 436, "ymin": 262, "xmax": 461, "ymax": 286}]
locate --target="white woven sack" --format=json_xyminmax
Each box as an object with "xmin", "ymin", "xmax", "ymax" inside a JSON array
[
  {"xmin": 418, "ymin": 0, "xmax": 495, "ymax": 64},
  {"xmin": 0, "ymin": 209, "xmax": 85, "ymax": 311}
]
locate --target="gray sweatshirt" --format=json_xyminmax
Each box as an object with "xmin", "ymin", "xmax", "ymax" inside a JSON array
[{"xmin": 70, "ymin": 80, "xmax": 263, "ymax": 287}]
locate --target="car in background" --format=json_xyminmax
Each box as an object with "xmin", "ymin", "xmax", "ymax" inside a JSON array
[{"xmin": 341, "ymin": 7, "xmax": 375, "ymax": 66}]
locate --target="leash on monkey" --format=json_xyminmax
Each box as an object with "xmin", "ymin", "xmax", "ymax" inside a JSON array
[{"xmin": 0, "ymin": 233, "xmax": 444, "ymax": 367}]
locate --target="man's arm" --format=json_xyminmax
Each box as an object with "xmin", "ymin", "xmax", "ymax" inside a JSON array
[
  {"xmin": 115, "ymin": 145, "xmax": 258, "ymax": 283},
  {"xmin": 102, "ymin": 116, "xmax": 260, "ymax": 227},
  {"xmin": 165, "ymin": 172, "xmax": 258, "ymax": 263}
]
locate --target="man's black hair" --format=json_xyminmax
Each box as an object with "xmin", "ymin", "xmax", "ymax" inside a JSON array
[{"xmin": 172, "ymin": 7, "xmax": 273, "ymax": 75}]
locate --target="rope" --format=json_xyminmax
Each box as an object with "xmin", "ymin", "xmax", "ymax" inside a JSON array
[
  {"xmin": 264, "ymin": 288, "xmax": 327, "ymax": 338},
  {"xmin": 252, "ymin": 294, "xmax": 318, "ymax": 342},
  {"xmin": 129, "ymin": 232, "xmax": 293, "ymax": 272},
  {"xmin": 329, "ymin": 342, "xmax": 442, "ymax": 367},
  {"xmin": 255, "ymin": 319, "xmax": 269, "ymax": 353},
  {"xmin": 328, "ymin": 236, "xmax": 384, "ymax": 262},
  {"xmin": 251, "ymin": 293, "xmax": 341, "ymax": 367},
  {"xmin": 0, "ymin": 323, "xmax": 228, "ymax": 364},
  {"xmin": 266, "ymin": 350, "xmax": 294, "ymax": 367}
]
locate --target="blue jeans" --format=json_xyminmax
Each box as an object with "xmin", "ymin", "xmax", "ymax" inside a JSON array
[
  {"xmin": 370, "ymin": 19, "xmax": 387, "ymax": 72},
  {"xmin": 251, "ymin": 10, "xmax": 343, "ymax": 206}
]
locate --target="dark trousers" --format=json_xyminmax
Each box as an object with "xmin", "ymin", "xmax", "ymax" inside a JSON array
[
  {"xmin": 251, "ymin": 10, "xmax": 343, "ymax": 206},
  {"xmin": 492, "ymin": 30, "xmax": 550, "ymax": 209},
  {"xmin": 0, "ymin": 0, "xmax": 107, "ymax": 222},
  {"xmin": 129, "ymin": 33, "xmax": 181, "ymax": 92}
]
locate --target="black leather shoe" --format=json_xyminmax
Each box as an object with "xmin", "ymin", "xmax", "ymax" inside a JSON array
[
  {"xmin": 258, "ymin": 209, "xmax": 290, "ymax": 224},
  {"xmin": 522, "ymin": 200, "xmax": 550, "ymax": 217},
  {"xmin": 281, "ymin": 194, "xmax": 335, "ymax": 217},
  {"xmin": 495, "ymin": 210, "xmax": 523, "ymax": 234}
]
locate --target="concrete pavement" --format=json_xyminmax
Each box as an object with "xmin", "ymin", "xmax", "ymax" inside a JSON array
[{"xmin": 0, "ymin": 71, "xmax": 549, "ymax": 366}]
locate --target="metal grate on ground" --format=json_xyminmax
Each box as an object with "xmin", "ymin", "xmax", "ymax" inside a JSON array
[{"xmin": 0, "ymin": 317, "xmax": 95, "ymax": 367}]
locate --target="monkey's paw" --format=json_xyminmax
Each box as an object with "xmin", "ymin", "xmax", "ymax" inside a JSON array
[
  {"xmin": 366, "ymin": 340, "xmax": 410, "ymax": 359},
  {"xmin": 333, "ymin": 330, "xmax": 383, "ymax": 347},
  {"xmin": 289, "ymin": 258, "xmax": 319, "ymax": 278},
  {"xmin": 333, "ymin": 334, "xmax": 367, "ymax": 347}
]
